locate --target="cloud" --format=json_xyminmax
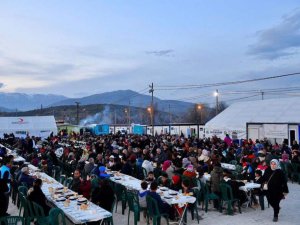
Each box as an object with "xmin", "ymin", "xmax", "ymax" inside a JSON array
[
  {"xmin": 145, "ymin": 49, "xmax": 174, "ymax": 57},
  {"xmin": 248, "ymin": 9, "xmax": 300, "ymax": 59},
  {"xmin": 0, "ymin": 83, "xmax": 3, "ymax": 88}
]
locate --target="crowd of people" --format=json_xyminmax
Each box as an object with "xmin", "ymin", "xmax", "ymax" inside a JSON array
[{"xmin": 0, "ymin": 131, "xmax": 297, "ymax": 222}]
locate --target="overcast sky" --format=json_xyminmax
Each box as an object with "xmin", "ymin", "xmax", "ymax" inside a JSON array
[{"xmin": 0, "ymin": 0, "xmax": 300, "ymax": 105}]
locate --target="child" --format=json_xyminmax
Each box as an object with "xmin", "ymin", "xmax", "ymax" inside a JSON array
[{"xmin": 139, "ymin": 181, "xmax": 149, "ymax": 208}]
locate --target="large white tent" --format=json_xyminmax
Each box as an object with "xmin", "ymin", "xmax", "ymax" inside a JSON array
[
  {"xmin": 0, "ymin": 116, "xmax": 57, "ymax": 138},
  {"xmin": 204, "ymin": 97, "xmax": 300, "ymax": 142}
]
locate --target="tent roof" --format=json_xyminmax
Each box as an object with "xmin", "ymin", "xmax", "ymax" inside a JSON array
[
  {"xmin": 0, "ymin": 116, "xmax": 57, "ymax": 131},
  {"xmin": 205, "ymin": 97, "xmax": 300, "ymax": 131}
]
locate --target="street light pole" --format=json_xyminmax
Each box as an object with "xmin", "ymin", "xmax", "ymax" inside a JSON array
[
  {"xmin": 197, "ymin": 104, "xmax": 202, "ymax": 124},
  {"xmin": 75, "ymin": 102, "xmax": 80, "ymax": 125},
  {"xmin": 149, "ymin": 83, "xmax": 154, "ymax": 136}
]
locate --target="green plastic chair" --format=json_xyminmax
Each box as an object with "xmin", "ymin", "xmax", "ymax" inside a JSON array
[
  {"xmin": 103, "ymin": 195, "xmax": 116, "ymax": 225},
  {"xmin": 290, "ymin": 163, "xmax": 300, "ymax": 184},
  {"xmin": 126, "ymin": 191, "xmax": 142, "ymax": 225},
  {"xmin": 146, "ymin": 195, "xmax": 169, "ymax": 225},
  {"xmin": 157, "ymin": 176, "xmax": 171, "ymax": 188},
  {"xmin": 0, "ymin": 216, "xmax": 25, "ymax": 225},
  {"xmin": 114, "ymin": 183, "xmax": 127, "ymax": 214},
  {"xmin": 59, "ymin": 175, "xmax": 66, "ymax": 185},
  {"xmin": 49, "ymin": 207, "xmax": 66, "ymax": 225},
  {"xmin": 18, "ymin": 193, "xmax": 29, "ymax": 217},
  {"xmin": 203, "ymin": 183, "xmax": 220, "ymax": 213},
  {"xmin": 18, "ymin": 186, "xmax": 28, "ymax": 197},
  {"xmin": 142, "ymin": 167, "xmax": 148, "ymax": 179},
  {"xmin": 18, "ymin": 195, "xmax": 35, "ymax": 225},
  {"xmin": 65, "ymin": 177, "xmax": 73, "ymax": 189},
  {"xmin": 219, "ymin": 183, "xmax": 241, "ymax": 215},
  {"xmin": 31, "ymin": 201, "xmax": 50, "ymax": 225}
]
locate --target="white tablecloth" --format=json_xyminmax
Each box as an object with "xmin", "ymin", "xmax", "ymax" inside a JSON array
[
  {"xmin": 239, "ymin": 183, "xmax": 261, "ymax": 192},
  {"xmin": 13, "ymin": 156, "xmax": 26, "ymax": 162},
  {"xmin": 110, "ymin": 173, "xmax": 196, "ymax": 205},
  {"xmin": 221, "ymin": 163, "xmax": 236, "ymax": 170},
  {"xmin": 31, "ymin": 170, "xmax": 112, "ymax": 224}
]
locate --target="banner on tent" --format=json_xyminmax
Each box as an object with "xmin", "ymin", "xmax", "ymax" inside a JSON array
[{"xmin": 263, "ymin": 124, "xmax": 288, "ymax": 139}]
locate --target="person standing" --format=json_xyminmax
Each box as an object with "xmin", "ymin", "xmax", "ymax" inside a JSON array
[
  {"xmin": 262, "ymin": 159, "xmax": 289, "ymax": 222},
  {"xmin": 0, "ymin": 157, "xmax": 12, "ymax": 216}
]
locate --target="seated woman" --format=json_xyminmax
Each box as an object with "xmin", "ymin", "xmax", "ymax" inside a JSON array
[
  {"xmin": 27, "ymin": 179, "xmax": 51, "ymax": 215},
  {"xmin": 175, "ymin": 179, "xmax": 194, "ymax": 216},
  {"xmin": 170, "ymin": 175, "xmax": 181, "ymax": 191}
]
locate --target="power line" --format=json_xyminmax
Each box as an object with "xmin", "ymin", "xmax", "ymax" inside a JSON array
[{"xmin": 155, "ymin": 72, "xmax": 300, "ymax": 90}]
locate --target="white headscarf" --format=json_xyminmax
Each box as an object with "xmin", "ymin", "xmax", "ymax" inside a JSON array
[{"xmin": 270, "ymin": 159, "xmax": 281, "ymax": 170}]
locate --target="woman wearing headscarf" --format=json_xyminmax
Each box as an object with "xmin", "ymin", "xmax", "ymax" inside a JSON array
[{"xmin": 262, "ymin": 159, "xmax": 289, "ymax": 222}]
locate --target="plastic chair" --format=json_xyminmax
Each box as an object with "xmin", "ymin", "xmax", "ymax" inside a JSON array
[
  {"xmin": 18, "ymin": 186, "xmax": 28, "ymax": 197},
  {"xmin": 0, "ymin": 216, "xmax": 25, "ymax": 225},
  {"xmin": 52, "ymin": 166, "xmax": 61, "ymax": 181},
  {"xmin": 290, "ymin": 163, "xmax": 300, "ymax": 183},
  {"xmin": 146, "ymin": 195, "xmax": 169, "ymax": 225},
  {"xmin": 114, "ymin": 183, "xmax": 127, "ymax": 214},
  {"xmin": 157, "ymin": 176, "xmax": 171, "ymax": 188},
  {"xmin": 219, "ymin": 183, "xmax": 241, "ymax": 215},
  {"xmin": 31, "ymin": 201, "xmax": 50, "ymax": 225},
  {"xmin": 49, "ymin": 207, "xmax": 66, "ymax": 225},
  {"xmin": 126, "ymin": 191, "xmax": 141, "ymax": 225},
  {"xmin": 103, "ymin": 195, "xmax": 116, "ymax": 225},
  {"xmin": 65, "ymin": 177, "xmax": 73, "ymax": 189},
  {"xmin": 203, "ymin": 183, "xmax": 220, "ymax": 213},
  {"xmin": 59, "ymin": 175, "xmax": 66, "ymax": 185},
  {"xmin": 142, "ymin": 167, "xmax": 148, "ymax": 179}
]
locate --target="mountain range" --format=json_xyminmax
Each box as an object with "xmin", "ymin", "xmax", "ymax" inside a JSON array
[{"xmin": 0, "ymin": 90, "xmax": 194, "ymax": 115}]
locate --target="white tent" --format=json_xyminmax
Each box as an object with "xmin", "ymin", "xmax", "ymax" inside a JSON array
[
  {"xmin": 0, "ymin": 116, "xmax": 57, "ymax": 138},
  {"xmin": 204, "ymin": 97, "xmax": 300, "ymax": 140}
]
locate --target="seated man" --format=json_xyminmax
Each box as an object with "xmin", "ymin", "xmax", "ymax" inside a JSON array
[
  {"xmin": 158, "ymin": 173, "xmax": 171, "ymax": 188},
  {"xmin": 222, "ymin": 170, "xmax": 247, "ymax": 205},
  {"xmin": 145, "ymin": 171, "xmax": 155, "ymax": 182}
]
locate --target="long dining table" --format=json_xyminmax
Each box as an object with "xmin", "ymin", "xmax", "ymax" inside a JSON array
[
  {"xmin": 29, "ymin": 167, "xmax": 112, "ymax": 224},
  {"xmin": 109, "ymin": 171, "xmax": 196, "ymax": 225}
]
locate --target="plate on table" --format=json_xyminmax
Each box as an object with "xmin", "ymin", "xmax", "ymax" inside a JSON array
[
  {"xmin": 114, "ymin": 177, "xmax": 121, "ymax": 180},
  {"xmin": 56, "ymin": 197, "xmax": 66, "ymax": 202},
  {"xmin": 160, "ymin": 187, "xmax": 168, "ymax": 191},
  {"xmin": 77, "ymin": 197, "xmax": 87, "ymax": 202},
  {"xmin": 69, "ymin": 196, "xmax": 77, "ymax": 200},
  {"xmin": 168, "ymin": 191, "xmax": 177, "ymax": 195},
  {"xmin": 164, "ymin": 196, "xmax": 172, "ymax": 199},
  {"xmin": 56, "ymin": 186, "xmax": 64, "ymax": 190},
  {"xmin": 64, "ymin": 192, "xmax": 73, "ymax": 197}
]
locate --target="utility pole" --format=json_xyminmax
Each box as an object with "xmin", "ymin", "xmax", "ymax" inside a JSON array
[
  {"xmin": 149, "ymin": 83, "xmax": 154, "ymax": 136},
  {"xmin": 128, "ymin": 100, "xmax": 131, "ymax": 125},
  {"xmin": 261, "ymin": 90, "xmax": 264, "ymax": 100},
  {"xmin": 168, "ymin": 104, "xmax": 171, "ymax": 124},
  {"xmin": 75, "ymin": 102, "xmax": 80, "ymax": 125}
]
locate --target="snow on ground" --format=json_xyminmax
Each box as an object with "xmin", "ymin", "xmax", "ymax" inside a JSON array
[{"xmin": 8, "ymin": 182, "xmax": 299, "ymax": 225}]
